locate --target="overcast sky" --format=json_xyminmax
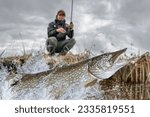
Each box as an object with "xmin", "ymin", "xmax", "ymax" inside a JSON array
[{"xmin": 0, "ymin": 0, "xmax": 150, "ymax": 56}]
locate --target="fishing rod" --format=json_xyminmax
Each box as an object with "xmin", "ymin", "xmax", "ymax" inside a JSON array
[
  {"xmin": 0, "ymin": 50, "xmax": 5, "ymax": 57},
  {"xmin": 70, "ymin": 0, "xmax": 74, "ymax": 24}
]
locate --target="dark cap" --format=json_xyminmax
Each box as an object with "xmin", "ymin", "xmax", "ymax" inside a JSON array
[{"xmin": 56, "ymin": 10, "xmax": 66, "ymax": 16}]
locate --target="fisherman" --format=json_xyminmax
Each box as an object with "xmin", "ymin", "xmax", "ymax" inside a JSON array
[{"xmin": 46, "ymin": 10, "xmax": 76, "ymax": 56}]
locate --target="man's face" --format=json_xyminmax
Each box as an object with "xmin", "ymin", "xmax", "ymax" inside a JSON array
[{"xmin": 57, "ymin": 14, "xmax": 65, "ymax": 21}]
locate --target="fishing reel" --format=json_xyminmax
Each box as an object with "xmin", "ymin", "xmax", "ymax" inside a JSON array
[{"xmin": 66, "ymin": 22, "xmax": 74, "ymax": 29}]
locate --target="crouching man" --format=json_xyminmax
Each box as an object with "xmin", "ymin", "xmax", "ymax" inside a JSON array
[{"xmin": 46, "ymin": 10, "xmax": 76, "ymax": 56}]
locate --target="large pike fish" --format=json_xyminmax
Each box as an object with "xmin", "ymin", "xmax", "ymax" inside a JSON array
[{"xmin": 8, "ymin": 48, "xmax": 127, "ymax": 99}]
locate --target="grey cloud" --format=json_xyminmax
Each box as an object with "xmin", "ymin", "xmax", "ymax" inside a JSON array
[
  {"xmin": 116, "ymin": 0, "xmax": 150, "ymax": 24},
  {"xmin": 0, "ymin": 0, "xmax": 150, "ymax": 55}
]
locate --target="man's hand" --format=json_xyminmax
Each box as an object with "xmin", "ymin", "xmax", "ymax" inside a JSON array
[
  {"xmin": 56, "ymin": 28, "xmax": 66, "ymax": 33},
  {"xmin": 69, "ymin": 22, "xmax": 74, "ymax": 29},
  {"xmin": 66, "ymin": 22, "xmax": 74, "ymax": 29}
]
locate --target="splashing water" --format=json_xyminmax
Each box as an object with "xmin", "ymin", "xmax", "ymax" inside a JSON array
[{"xmin": 1, "ymin": 48, "xmax": 147, "ymax": 100}]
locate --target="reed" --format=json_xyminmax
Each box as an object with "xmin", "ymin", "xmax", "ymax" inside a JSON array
[{"xmin": 111, "ymin": 52, "xmax": 150, "ymax": 84}]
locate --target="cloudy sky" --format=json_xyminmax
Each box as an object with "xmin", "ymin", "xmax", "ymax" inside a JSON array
[{"xmin": 0, "ymin": 0, "xmax": 150, "ymax": 56}]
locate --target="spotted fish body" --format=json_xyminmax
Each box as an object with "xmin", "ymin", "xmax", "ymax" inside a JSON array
[{"xmin": 10, "ymin": 48, "xmax": 127, "ymax": 99}]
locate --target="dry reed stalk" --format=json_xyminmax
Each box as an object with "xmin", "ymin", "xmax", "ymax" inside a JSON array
[
  {"xmin": 142, "ymin": 63, "xmax": 145, "ymax": 83},
  {"xmin": 135, "ymin": 84, "xmax": 138, "ymax": 99},
  {"xmin": 140, "ymin": 63, "xmax": 142, "ymax": 83},
  {"xmin": 129, "ymin": 85, "xmax": 132, "ymax": 99},
  {"xmin": 122, "ymin": 67, "xmax": 126, "ymax": 82},
  {"xmin": 145, "ymin": 65, "xmax": 149, "ymax": 82},
  {"xmin": 147, "ymin": 89, "xmax": 150, "ymax": 99},
  {"xmin": 146, "ymin": 55, "xmax": 150, "ymax": 83},
  {"xmin": 125, "ymin": 66, "xmax": 134, "ymax": 83},
  {"xmin": 135, "ymin": 63, "xmax": 138, "ymax": 83},
  {"xmin": 139, "ymin": 85, "xmax": 142, "ymax": 99}
]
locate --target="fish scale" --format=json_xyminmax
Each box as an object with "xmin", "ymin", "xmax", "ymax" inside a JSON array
[{"xmin": 5, "ymin": 48, "xmax": 127, "ymax": 99}]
